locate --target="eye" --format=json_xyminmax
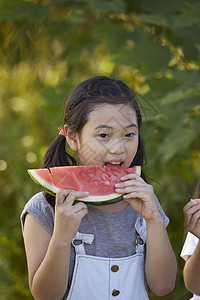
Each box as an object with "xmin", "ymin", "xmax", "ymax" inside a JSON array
[
  {"xmin": 125, "ymin": 132, "xmax": 135, "ymax": 138},
  {"xmin": 98, "ymin": 133, "xmax": 109, "ymax": 139}
]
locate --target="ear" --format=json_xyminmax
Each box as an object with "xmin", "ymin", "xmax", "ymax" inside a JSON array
[{"xmin": 64, "ymin": 125, "xmax": 79, "ymax": 152}]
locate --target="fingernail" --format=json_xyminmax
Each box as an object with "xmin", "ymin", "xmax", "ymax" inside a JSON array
[{"xmin": 191, "ymin": 199, "xmax": 197, "ymax": 204}]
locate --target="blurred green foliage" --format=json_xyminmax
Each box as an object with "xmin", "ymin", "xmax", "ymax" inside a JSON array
[{"xmin": 0, "ymin": 0, "xmax": 200, "ymax": 298}]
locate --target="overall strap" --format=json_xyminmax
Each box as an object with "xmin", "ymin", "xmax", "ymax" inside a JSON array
[
  {"xmin": 72, "ymin": 231, "xmax": 94, "ymax": 255},
  {"xmin": 135, "ymin": 217, "xmax": 147, "ymax": 254}
]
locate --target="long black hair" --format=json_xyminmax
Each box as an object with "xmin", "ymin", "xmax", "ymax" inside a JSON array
[{"xmin": 41, "ymin": 76, "xmax": 147, "ymax": 206}]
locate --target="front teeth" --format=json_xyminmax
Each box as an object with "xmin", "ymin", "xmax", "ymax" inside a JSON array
[{"xmin": 106, "ymin": 162, "xmax": 122, "ymax": 165}]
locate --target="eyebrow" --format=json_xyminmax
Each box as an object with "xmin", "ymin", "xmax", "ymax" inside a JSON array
[
  {"xmin": 126, "ymin": 123, "xmax": 138, "ymax": 129},
  {"xmin": 95, "ymin": 123, "xmax": 138, "ymax": 130}
]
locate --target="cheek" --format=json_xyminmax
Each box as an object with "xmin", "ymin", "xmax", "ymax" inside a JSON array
[
  {"xmin": 128, "ymin": 139, "xmax": 138, "ymax": 157},
  {"xmin": 95, "ymin": 141, "xmax": 109, "ymax": 154},
  {"xmin": 79, "ymin": 139, "xmax": 107, "ymax": 156},
  {"xmin": 131, "ymin": 146, "xmax": 138, "ymax": 158},
  {"xmin": 135, "ymin": 136, "xmax": 139, "ymax": 149},
  {"xmin": 131, "ymin": 136, "xmax": 139, "ymax": 148}
]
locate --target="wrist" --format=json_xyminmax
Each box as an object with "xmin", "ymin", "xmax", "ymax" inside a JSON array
[
  {"xmin": 145, "ymin": 213, "xmax": 164, "ymax": 227},
  {"xmin": 51, "ymin": 229, "xmax": 73, "ymax": 247}
]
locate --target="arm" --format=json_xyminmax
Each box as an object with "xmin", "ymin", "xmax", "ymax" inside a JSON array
[
  {"xmin": 183, "ymin": 241, "xmax": 200, "ymax": 295},
  {"xmin": 115, "ymin": 174, "xmax": 177, "ymax": 296},
  {"xmin": 183, "ymin": 199, "xmax": 200, "ymax": 295},
  {"xmin": 145, "ymin": 215, "xmax": 177, "ymax": 296},
  {"xmin": 23, "ymin": 190, "xmax": 89, "ymax": 300}
]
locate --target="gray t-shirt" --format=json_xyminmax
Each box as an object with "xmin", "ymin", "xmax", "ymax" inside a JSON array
[{"xmin": 21, "ymin": 192, "xmax": 169, "ymax": 298}]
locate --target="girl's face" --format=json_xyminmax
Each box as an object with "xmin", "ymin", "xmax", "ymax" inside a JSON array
[{"xmin": 75, "ymin": 104, "xmax": 139, "ymax": 168}]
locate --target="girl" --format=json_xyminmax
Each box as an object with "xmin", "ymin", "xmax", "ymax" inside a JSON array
[
  {"xmin": 21, "ymin": 76, "xmax": 177, "ymax": 300},
  {"xmin": 181, "ymin": 179, "xmax": 200, "ymax": 299}
]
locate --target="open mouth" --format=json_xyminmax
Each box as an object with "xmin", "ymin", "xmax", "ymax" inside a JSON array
[{"xmin": 104, "ymin": 161, "xmax": 123, "ymax": 167}]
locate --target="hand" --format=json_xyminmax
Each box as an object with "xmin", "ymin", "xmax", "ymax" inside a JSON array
[
  {"xmin": 54, "ymin": 190, "xmax": 89, "ymax": 243},
  {"xmin": 115, "ymin": 174, "xmax": 161, "ymax": 223},
  {"xmin": 183, "ymin": 199, "xmax": 200, "ymax": 238}
]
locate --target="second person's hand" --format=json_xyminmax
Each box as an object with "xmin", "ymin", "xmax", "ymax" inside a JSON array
[{"xmin": 184, "ymin": 199, "xmax": 200, "ymax": 239}]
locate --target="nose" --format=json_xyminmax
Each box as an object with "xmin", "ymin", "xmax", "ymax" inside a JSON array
[{"xmin": 109, "ymin": 138, "xmax": 125, "ymax": 155}]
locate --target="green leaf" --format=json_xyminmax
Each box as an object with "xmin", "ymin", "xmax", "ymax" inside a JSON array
[
  {"xmin": 110, "ymin": 27, "xmax": 171, "ymax": 75},
  {"xmin": 94, "ymin": 19, "xmax": 132, "ymax": 53},
  {"xmin": 170, "ymin": 9, "xmax": 200, "ymax": 29},
  {"xmin": 86, "ymin": 0, "xmax": 126, "ymax": 13},
  {"xmin": 148, "ymin": 77, "xmax": 179, "ymax": 98},
  {"xmin": 158, "ymin": 126, "xmax": 197, "ymax": 163},
  {"xmin": 160, "ymin": 84, "xmax": 200, "ymax": 104},
  {"xmin": 165, "ymin": 26, "xmax": 200, "ymax": 60},
  {"xmin": 130, "ymin": 28, "xmax": 171, "ymax": 74},
  {"xmin": 138, "ymin": 0, "xmax": 184, "ymax": 14},
  {"xmin": 138, "ymin": 13, "xmax": 168, "ymax": 26},
  {"xmin": 170, "ymin": 69, "xmax": 200, "ymax": 82},
  {"xmin": 0, "ymin": 0, "xmax": 50, "ymax": 21}
]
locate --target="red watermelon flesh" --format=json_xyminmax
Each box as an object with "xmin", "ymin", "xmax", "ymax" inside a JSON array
[{"xmin": 28, "ymin": 165, "xmax": 141, "ymax": 205}]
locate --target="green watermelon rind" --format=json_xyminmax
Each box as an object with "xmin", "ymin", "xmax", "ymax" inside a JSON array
[
  {"xmin": 27, "ymin": 166, "xmax": 141, "ymax": 206},
  {"xmin": 28, "ymin": 169, "xmax": 58, "ymax": 196},
  {"xmin": 75, "ymin": 196, "xmax": 123, "ymax": 206},
  {"xmin": 75, "ymin": 193, "xmax": 124, "ymax": 206}
]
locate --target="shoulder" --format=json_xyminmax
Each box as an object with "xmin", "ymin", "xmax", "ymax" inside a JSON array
[
  {"xmin": 20, "ymin": 192, "xmax": 55, "ymax": 235},
  {"xmin": 181, "ymin": 232, "xmax": 199, "ymax": 261}
]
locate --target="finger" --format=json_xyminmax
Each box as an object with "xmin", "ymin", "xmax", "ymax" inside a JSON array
[
  {"xmin": 75, "ymin": 205, "xmax": 88, "ymax": 220},
  {"xmin": 184, "ymin": 204, "xmax": 200, "ymax": 227},
  {"xmin": 63, "ymin": 191, "xmax": 89, "ymax": 205},
  {"xmin": 120, "ymin": 173, "xmax": 144, "ymax": 182},
  {"xmin": 68, "ymin": 202, "xmax": 88, "ymax": 223},
  {"xmin": 115, "ymin": 185, "xmax": 147, "ymax": 195},
  {"xmin": 183, "ymin": 201, "xmax": 198, "ymax": 226},
  {"xmin": 184, "ymin": 203, "xmax": 200, "ymax": 218},
  {"xmin": 123, "ymin": 196, "xmax": 141, "ymax": 207},
  {"xmin": 183, "ymin": 200, "xmax": 197, "ymax": 211},
  {"xmin": 72, "ymin": 201, "xmax": 88, "ymax": 213},
  {"xmin": 190, "ymin": 210, "xmax": 200, "ymax": 225},
  {"xmin": 56, "ymin": 190, "xmax": 72, "ymax": 205},
  {"xmin": 193, "ymin": 198, "xmax": 200, "ymax": 204},
  {"xmin": 193, "ymin": 198, "xmax": 200, "ymax": 201},
  {"xmin": 56, "ymin": 190, "xmax": 89, "ymax": 206},
  {"xmin": 187, "ymin": 210, "xmax": 200, "ymax": 232},
  {"xmin": 122, "ymin": 190, "xmax": 148, "ymax": 200},
  {"xmin": 115, "ymin": 179, "xmax": 145, "ymax": 189}
]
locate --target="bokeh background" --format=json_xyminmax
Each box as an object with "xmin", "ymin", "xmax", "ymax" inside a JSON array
[{"xmin": 0, "ymin": 0, "xmax": 200, "ymax": 299}]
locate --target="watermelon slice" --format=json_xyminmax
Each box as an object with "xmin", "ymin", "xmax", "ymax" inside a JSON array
[{"xmin": 28, "ymin": 165, "xmax": 141, "ymax": 206}]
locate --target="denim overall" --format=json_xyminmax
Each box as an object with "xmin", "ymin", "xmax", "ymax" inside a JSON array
[{"xmin": 67, "ymin": 217, "xmax": 149, "ymax": 300}]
